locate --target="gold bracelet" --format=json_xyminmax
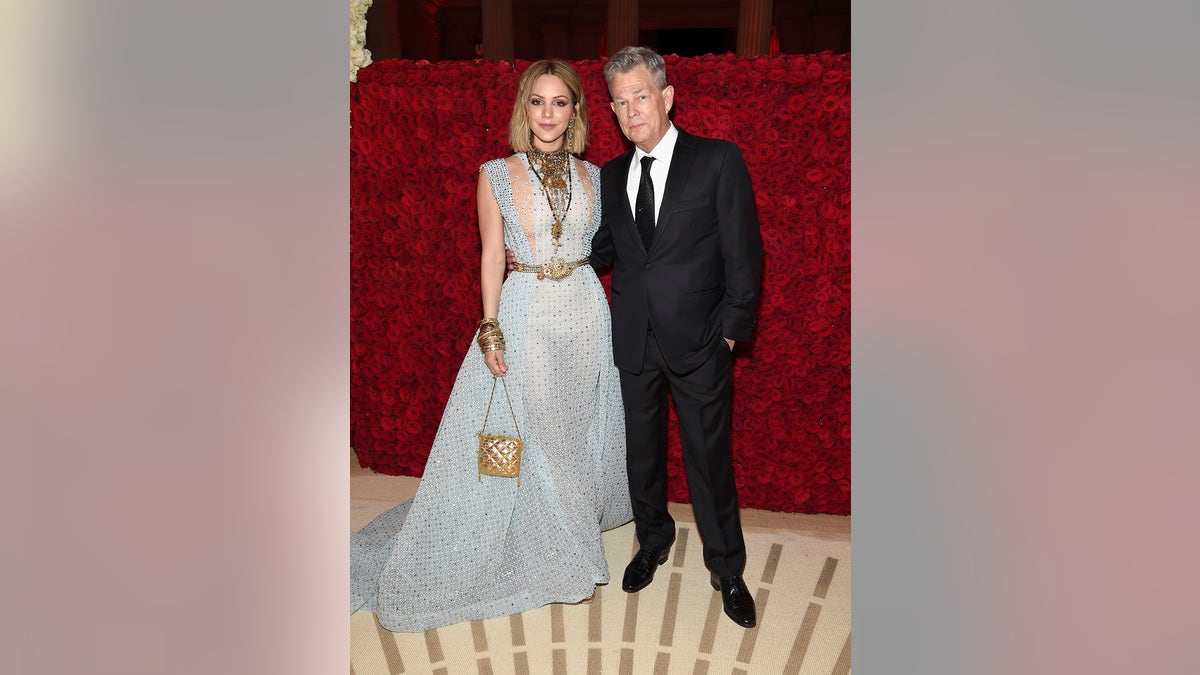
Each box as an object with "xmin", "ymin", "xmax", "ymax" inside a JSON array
[
  {"xmin": 477, "ymin": 326, "xmax": 503, "ymax": 341},
  {"xmin": 477, "ymin": 321, "xmax": 505, "ymax": 353}
]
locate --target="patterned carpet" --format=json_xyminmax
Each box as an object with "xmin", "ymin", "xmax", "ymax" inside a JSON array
[{"xmin": 351, "ymin": 456, "xmax": 850, "ymax": 674}]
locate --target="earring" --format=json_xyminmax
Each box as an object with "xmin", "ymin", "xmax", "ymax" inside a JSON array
[{"xmin": 564, "ymin": 117, "xmax": 576, "ymax": 152}]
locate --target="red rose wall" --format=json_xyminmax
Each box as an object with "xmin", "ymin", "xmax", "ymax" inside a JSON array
[{"xmin": 351, "ymin": 53, "xmax": 850, "ymax": 514}]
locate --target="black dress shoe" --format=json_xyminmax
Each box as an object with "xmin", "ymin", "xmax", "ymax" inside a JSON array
[
  {"xmin": 710, "ymin": 574, "xmax": 757, "ymax": 628},
  {"xmin": 622, "ymin": 548, "xmax": 669, "ymax": 592}
]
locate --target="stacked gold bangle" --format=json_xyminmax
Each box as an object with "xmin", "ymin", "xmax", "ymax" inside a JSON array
[{"xmin": 476, "ymin": 318, "xmax": 506, "ymax": 353}]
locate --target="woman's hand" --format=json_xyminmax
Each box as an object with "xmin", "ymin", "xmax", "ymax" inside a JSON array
[{"xmin": 485, "ymin": 348, "xmax": 508, "ymax": 377}]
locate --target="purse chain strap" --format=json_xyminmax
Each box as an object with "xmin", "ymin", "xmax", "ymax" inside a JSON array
[{"xmin": 481, "ymin": 375, "xmax": 522, "ymax": 439}]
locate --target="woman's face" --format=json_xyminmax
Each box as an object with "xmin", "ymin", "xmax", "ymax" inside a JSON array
[{"xmin": 526, "ymin": 74, "xmax": 577, "ymax": 152}]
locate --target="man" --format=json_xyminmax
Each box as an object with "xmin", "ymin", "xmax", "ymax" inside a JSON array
[{"xmin": 590, "ymin": 46, "xmax": 764, "ymax": 628}]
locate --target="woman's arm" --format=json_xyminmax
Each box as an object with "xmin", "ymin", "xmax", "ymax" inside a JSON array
[{"xmin": 477, "ymin": 169, "xmax": 508, "ymax": 376}]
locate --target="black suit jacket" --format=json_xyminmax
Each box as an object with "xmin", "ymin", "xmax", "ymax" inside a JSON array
[{"xmin": 591, "ymin": 128, "xmax": 763, "ymax": 374}]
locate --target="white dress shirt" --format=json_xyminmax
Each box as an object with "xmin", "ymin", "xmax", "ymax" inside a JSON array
[{"xmin": 625, "ymin": 123, "xmax": 679, "ymax": 226}]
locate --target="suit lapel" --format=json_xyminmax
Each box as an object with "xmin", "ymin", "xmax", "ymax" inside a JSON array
[
  {"xmin": 610, "ymin": 148, "xmax": 640, "ymax": 245},
  {"xmin": 609, "ymin": 147, "xmax": 638, "ymax": 219},
  {"xmin": 649, "ymin": 130, "xmax": 697, "ymax": 252}
]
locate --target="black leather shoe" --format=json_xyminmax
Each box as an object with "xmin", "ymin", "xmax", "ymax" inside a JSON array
[
  {"xmin": 622, "ymin": 548, "xmax": 669, "ymax": 592},
  {"xmin": 710, "ymin": 574, "xmax": 757, "ymax": 628}
]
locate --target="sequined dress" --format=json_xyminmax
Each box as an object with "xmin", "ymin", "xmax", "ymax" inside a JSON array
[{"xmin": 351, "ymin": 154, "xmax": 632, "ymax": 632}]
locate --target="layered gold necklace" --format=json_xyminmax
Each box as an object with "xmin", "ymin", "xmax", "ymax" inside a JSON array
[{"xmin": 527, "ymin": 148, "xmax": 573, "ymax": 257}]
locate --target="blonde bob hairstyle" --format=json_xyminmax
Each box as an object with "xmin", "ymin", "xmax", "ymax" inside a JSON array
[{"xmin": 508, "ymin": 60, "xmax": 589, "ymax": 154}]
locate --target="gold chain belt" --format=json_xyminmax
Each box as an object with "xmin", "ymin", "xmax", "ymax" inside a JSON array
[{"xmin": 512, "ymin": 256, "xmax": 589, "ymax": 281}]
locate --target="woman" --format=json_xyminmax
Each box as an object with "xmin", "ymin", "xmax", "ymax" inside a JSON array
[{"xmin": 351, "ymin": 61, "xmax": 631, "ymax": 633}]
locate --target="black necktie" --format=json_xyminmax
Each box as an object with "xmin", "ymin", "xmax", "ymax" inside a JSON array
[{"xmin": 635, "ymin": 156, "xmax": 656, "ymax": 251}]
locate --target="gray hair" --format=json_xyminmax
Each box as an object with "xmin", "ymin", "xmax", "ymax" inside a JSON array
[{"xmin": 603, "ymin": 46, "xmax": 668, "ymax": 90}]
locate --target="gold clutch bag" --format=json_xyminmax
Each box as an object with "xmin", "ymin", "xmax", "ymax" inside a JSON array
[{"xmin": 478, "ymin": 375, "xmax": 524, "ymax": 485}]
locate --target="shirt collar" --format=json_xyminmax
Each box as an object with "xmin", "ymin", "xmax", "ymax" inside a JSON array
[{"xmin": 633, "ymin": 123, "xmax": 678, "ymax": 167}]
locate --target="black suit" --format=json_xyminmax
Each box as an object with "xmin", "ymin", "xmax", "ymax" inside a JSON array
[{"xmin": 591, "ymin": 128, "xmax": 763, "ymax": 577}]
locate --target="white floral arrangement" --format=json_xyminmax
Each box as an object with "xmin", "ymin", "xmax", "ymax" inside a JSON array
[{"xmin": 350, "ymin": 0, "xmax": 373, "ymax": 82}]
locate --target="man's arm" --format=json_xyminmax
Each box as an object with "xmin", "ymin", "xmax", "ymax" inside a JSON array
[
  {"xmin": 590, "ymin": 166, "xmax": 615, "ymax": 271},
  {"xmin": 715, "ymin": 143, "xmax": 763, "ymax": 344},
  {"xmin": 590, "ymin": 211, "xmax": 615, "ymax": 271}
]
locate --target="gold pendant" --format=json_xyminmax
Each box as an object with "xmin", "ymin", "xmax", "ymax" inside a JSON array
[{"xmin": 551, "ymin": 221, "xmax": 563, "ymax": 240}]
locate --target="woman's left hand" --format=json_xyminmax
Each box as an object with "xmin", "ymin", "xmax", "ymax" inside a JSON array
[{"xmin": 485, "ymin": 348, "xmax": 508, "ymax": 377}]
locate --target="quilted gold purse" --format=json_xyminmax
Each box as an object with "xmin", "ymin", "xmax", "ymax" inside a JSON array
[{"xmin": 478, "ymin": 375, "xmax": 524, "ymax": 485}]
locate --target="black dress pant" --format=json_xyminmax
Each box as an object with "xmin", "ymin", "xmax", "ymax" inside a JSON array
[{"xmin": 619, "ymin": 331, "xmax": 747, "ymax": 577}]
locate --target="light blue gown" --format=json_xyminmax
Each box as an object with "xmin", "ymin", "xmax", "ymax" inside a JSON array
[{"xmin": 351, "ymin": 154, "xmax": 632, "ymax": 632}]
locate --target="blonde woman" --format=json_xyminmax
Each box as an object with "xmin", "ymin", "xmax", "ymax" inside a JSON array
[{"xmin": 351, "ymin": 61, "xmax": 631, "ymax": 632}]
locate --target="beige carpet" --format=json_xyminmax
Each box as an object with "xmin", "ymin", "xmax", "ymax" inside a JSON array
[{"xmin": 351, "ymin": 452, "xmax": 850, "ymax": 674}]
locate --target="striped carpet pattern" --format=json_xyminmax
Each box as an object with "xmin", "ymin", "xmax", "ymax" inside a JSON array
[{"xmin": 350, "ymin": 480, "xmax": 851, "ymax": 675}]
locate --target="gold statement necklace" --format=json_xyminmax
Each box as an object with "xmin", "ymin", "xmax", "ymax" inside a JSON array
[{"xmin": 527, "ymin": 148, "xmax": 573, "ymax": 264}]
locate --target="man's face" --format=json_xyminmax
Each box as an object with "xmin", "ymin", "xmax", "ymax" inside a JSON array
[{"xmin": 608, "ymin": 65, "xmax": 674, "ymax": 154}]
